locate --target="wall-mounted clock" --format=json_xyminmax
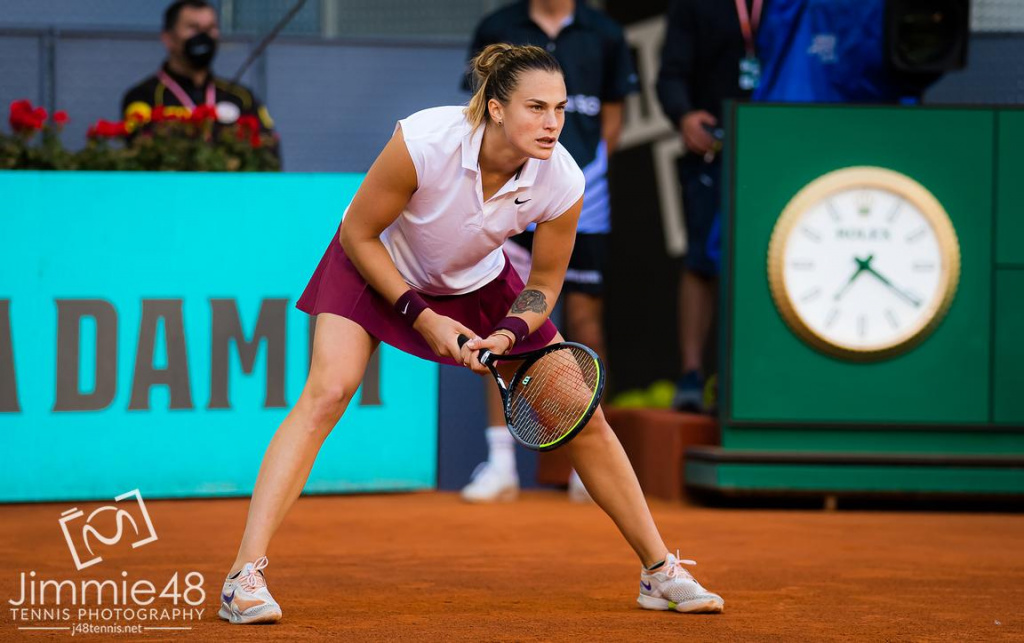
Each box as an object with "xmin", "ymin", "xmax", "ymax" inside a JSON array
[{"xmin": 767, "ymin": 166, "xmax": 960, "ymax": 360}]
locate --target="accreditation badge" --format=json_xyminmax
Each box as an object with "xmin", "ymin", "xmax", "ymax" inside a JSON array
[{"xmin": 739, "ymin": 55, "xmax": 761, "ymax": 91}]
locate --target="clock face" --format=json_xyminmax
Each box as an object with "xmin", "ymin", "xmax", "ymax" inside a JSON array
[{"xmin": 767, "ymin": 167, "xmax": 960, "ymax": 360}]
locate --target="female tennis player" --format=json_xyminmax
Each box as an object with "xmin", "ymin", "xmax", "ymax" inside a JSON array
[{"xmin": 219, "ymin": 43, "xmax": 723, "ymax": 625}]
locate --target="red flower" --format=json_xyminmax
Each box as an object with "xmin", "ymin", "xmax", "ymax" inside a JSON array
[
  {"xmin": 237, "ymin": 114, "xmax": 260, "ymax": 133},
  {"xmin": 190, "ymin": 104, "xmax": 217, "ymax": 123},
  {"xmin": 152, "ymin": 106, "xmax": 182, "ymax": 122},
  {"xmin": 10, "ymin": 100, "xmax": 32, "ymax": 116},
  {"xmin": 87, "ymin": 119, "xmax": 128, "ymax": 139},
  {"xmin": 9, "ymin": 111, "xmax": 36, "ymax": 132},
  {"xmin": 249, "ymin": 130, "xmax": 262, "ymax": 149},
  {"xmin": 9, "ymin": 99, "xmax": 46, "ymax": 133},
  {"xmin": 53, "ymin": 111, "xmax": 69, "ymax": 126}
]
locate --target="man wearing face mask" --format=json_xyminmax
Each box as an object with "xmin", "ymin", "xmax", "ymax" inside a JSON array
[{"xmin": 121, "ymin": 0, "xmax": 279, "ymax": 157}]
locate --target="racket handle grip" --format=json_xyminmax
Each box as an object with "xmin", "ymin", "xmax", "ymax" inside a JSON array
[{"xmin": 456, "ymin": 334, "xmax": 494, "ymax": 366}]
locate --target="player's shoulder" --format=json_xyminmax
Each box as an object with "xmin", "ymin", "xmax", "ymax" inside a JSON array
[
  {"xmin": 545, "ymin": 143, "xmax": 586, "ymax": 187},
  {"xmin": 400, "ymin": 106, "xmax": 469, "ymax": 139},
  {"xmin": 399, "ymin": 107, "xmax": 471, "ymax": 167}
]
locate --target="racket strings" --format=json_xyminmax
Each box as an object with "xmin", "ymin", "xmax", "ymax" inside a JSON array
[{"xmin": 507, "ymin": 346, "xmax": 600, "ymax": 447}]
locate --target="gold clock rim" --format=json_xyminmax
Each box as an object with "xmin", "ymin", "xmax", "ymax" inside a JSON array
[{"xmin": 766, "ymin": 166, "xmax": 961, "ymax": 361}]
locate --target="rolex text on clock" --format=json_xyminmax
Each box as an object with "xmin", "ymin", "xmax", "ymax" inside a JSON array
[{"xmin": 767, "ymin": 166, "xmax": 960, "ymax": 360}]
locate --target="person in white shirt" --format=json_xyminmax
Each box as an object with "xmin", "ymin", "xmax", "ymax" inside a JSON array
[{"xmin": 217, "ymin": 43, "xmax": 723, "ymax": 626}]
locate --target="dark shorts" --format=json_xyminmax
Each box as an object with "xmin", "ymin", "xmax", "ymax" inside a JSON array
[
  {"xmin": 678, "ymin": 155, "xmax": 721, "ymax": 278},
  {"xmin": 510, "ymin": 231, "xmax": 608, "ymax": 296},
  {"xmin": 295, "ymin": 228, "xmax": 559, "ymax": 367}
]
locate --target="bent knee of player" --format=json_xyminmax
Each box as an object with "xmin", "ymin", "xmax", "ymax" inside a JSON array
[{"xmin": 302, "ymin": 378, "xmax": 356, "ymax": 432}]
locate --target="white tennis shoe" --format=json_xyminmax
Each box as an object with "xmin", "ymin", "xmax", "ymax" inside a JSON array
[
  {"xmin": 637, "ymin": 552, "xmax": 724, "ymax": 614},
  {"xmin": 460, "ymin": 462, "xmax": 519, "ymax": 502},
  {"xmin": 218, "ymin": 556, "xmax": 282, "ymax": 624}
]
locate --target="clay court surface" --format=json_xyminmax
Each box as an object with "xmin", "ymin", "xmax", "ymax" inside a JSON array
[{"xmin": 1, "ymin": 492, "xmax": 1023, "ymax": 641}]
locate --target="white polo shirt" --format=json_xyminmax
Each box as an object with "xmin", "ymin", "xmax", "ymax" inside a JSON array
[{"xmin": 379, "ymin": 106, "xmax": 585, "ymax": 296}]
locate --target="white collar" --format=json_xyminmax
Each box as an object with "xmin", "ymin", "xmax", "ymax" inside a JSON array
[{"xmin": 461, "ymin": 124, "xmax": 540, "ymax": 189}]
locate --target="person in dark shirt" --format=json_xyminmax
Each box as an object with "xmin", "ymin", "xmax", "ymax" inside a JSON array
[
  {"xmin": 459, "ymin": 0, "xmax": 638, "ymax": 503},
  {"xmin": 121, "ymin": 0, "xmax": 278, "ymax": 154},
  {"xmin": 657, "ymin": 0, "xmax": 758, "ymax": 412}
]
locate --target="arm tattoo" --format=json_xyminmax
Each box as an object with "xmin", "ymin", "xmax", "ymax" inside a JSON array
[{"xmin": 510, "ymin": 289, "xmax": 548, "ymax": 315}]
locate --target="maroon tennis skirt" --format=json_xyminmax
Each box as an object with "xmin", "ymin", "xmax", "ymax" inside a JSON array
[{"xmin": 295, "ymin": 228, "xmax": 558, "ymax": 366}]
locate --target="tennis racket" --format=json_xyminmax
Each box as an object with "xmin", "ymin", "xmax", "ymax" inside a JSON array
[{"xmin": 457, "ymin": 334, "xmax": 606, "ymax": 451}]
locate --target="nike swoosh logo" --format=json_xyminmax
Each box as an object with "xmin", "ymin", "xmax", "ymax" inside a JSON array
[
  {"xmin": 514, "ymin": 197, "xmax": 531, "ymax": 205},
  {"xmin": 222, "ymin": 589, "xmax": 235, "ymax": 604},
  {"xmin": 401, "ymin": 301, "xmax": 409, "ymax": 315},
  {"xmin": 640, "ymin": 581, "xmax": 652, "ymax": 591},
  {"xmin": 232, "ymin": 596, "xmax": 267, "ymax": 611}
]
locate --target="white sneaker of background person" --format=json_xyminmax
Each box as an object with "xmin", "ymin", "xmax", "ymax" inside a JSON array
[
  {"xmin": 461, "ymin": 426, "xmax": 520, "ymax": 502},
  {"xmin": 462, "ymin": 426, "xmax": 596, "ymax": 503},
  {"xmin": 219, "ymin": 556, "xmax": 282, "ymax": 624},
  {"xmin": 461, "ymin": 461, "xmax": 520, "ymax": 502}
]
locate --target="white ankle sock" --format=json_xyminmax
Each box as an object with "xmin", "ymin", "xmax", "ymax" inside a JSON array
[
  {"xmin": 568, "ymin": 469, "xmax": 583, "ymax": 488},
  {"xmin": 486, "ymin": 426, "xmax": 516, "ymax": 474}
]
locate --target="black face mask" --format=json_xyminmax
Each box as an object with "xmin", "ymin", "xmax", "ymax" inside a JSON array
[{"xmin": 184, "ymin": 32, "xmax": 217, "ymax": 69}]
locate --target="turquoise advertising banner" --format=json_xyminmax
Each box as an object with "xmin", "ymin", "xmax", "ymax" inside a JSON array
[{"xmin": 0, "ymin": 172, "xmax": 439, "ymax": 502}]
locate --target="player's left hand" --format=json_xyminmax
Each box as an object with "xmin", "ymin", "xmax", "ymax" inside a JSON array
[{"xmin": 461, "ymin": 334, "xmax": 513, "ymax": 375}]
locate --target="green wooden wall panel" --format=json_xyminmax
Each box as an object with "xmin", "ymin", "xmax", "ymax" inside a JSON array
[
  {"xmin": 997, "ymin": 111, "xmax": 1024, "ymax": 266},
  {"xmin": 711, "ymin": 464, "xmax": 1024, "ymax": 494},
  {"xmin": 994, "ymin": 270, "xmax": 1024, "ymax": 424},
  {"xmin": 722, "ymin": 428, "xmax": 1024, "ymax": 453},
  {"xmin": 729, "ymin": 105, "xmax": 993, "ymax": 424}
]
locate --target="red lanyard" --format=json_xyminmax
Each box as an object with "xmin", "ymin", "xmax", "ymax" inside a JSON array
[
  {"xmin": 157, "ymin": 70, "xmax": 216, "ymax": 110},
  {"xmin": 734, "ymin": 0, "xmax": 763, "ymax": 57}
]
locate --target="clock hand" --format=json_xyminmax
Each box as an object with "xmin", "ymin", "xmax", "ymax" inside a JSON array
[
  {"xmin": 833, "ymin": 255, "xmax": 870, "ymax": 301},
  {"xmin": 861, "ymin": 258, "xmax": 923, "ymax": 308}
]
